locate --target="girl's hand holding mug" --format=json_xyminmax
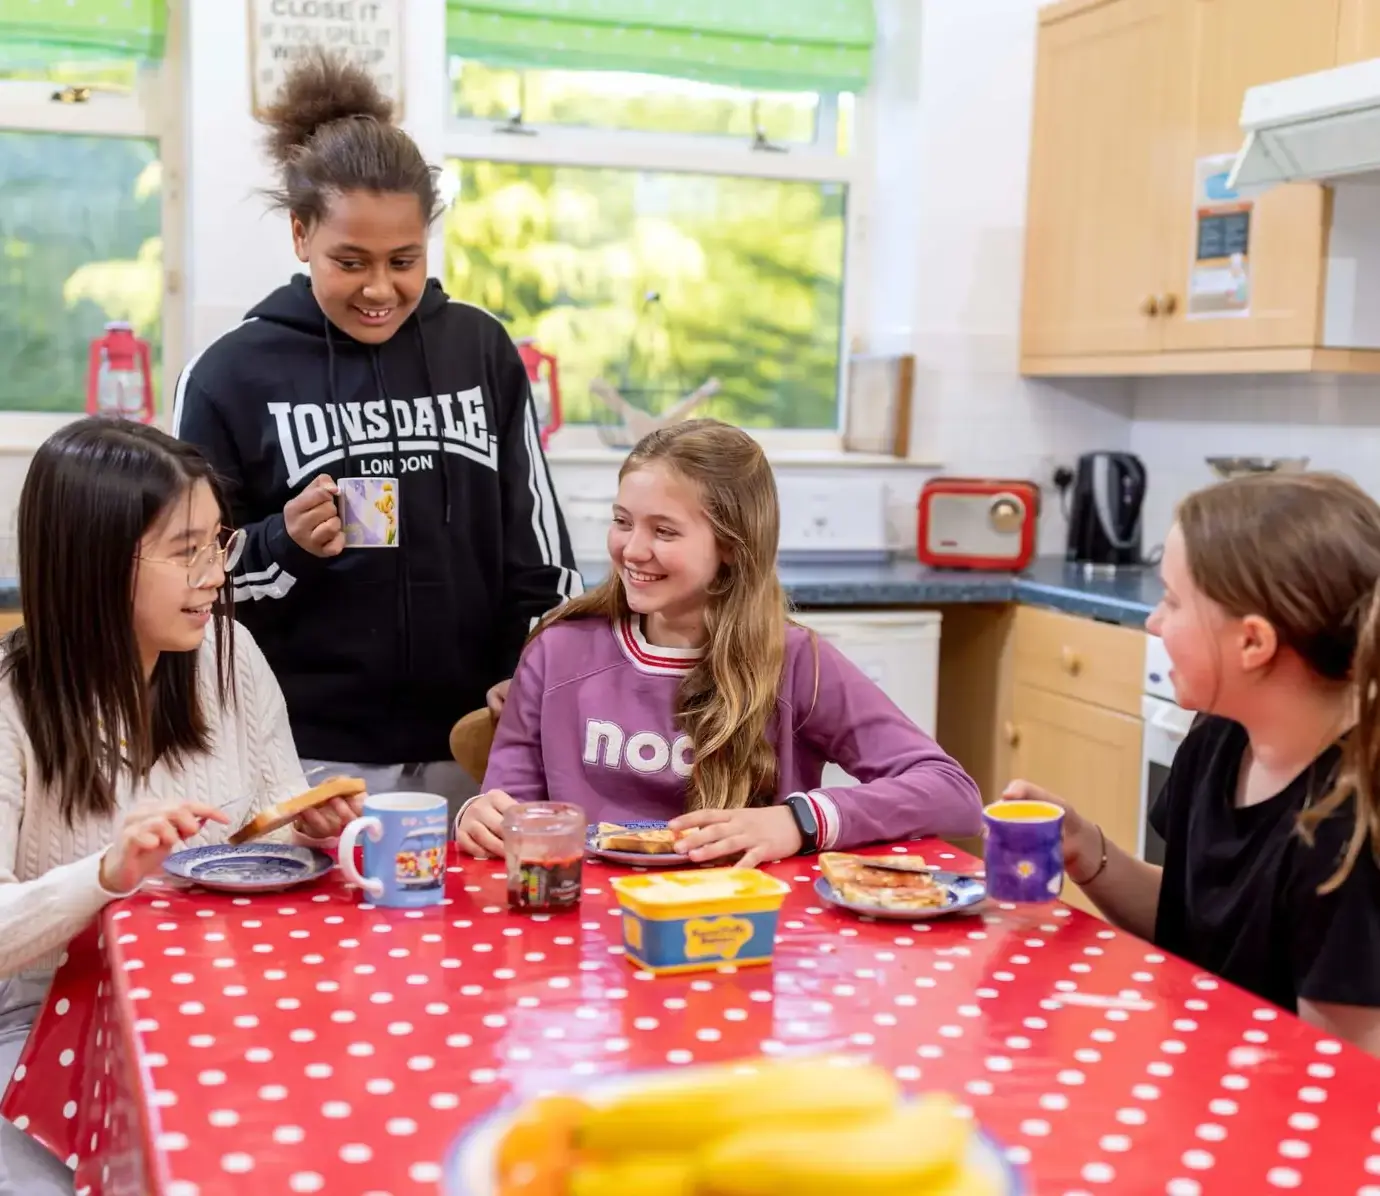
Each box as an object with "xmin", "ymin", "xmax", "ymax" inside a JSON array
[
  {"xmin": 99, "ymin": 801, "xmax": 228, "ymax": 894},
  {"xmin": 284, "ymin": 474, "xmax": 344, "ymax": 558},
  {"xmin": 1000, "ymin": 780, "xmax": 1104, "ymax": 880},
  {"xmin": 457, "ymin": 789, "xmax": 518, "ymax": 858}
]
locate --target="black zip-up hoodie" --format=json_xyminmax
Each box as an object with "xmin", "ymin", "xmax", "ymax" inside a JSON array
[{"xmin": 172, "ymin": 275, "xmax": 580, "ymax": 764}]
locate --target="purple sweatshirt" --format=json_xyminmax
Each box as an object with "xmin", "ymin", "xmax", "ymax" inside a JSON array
[{"xmin": 482, "ymin": 614, "xmax": 983, "ymax": 851}]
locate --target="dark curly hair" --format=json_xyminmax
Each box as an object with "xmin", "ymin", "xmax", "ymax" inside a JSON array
[{"xmin": 260, "ymin": 48, "xmax": 441, "ymax": 227}]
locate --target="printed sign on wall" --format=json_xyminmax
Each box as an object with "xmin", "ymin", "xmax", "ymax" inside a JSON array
[
  {"xmin": 248, "ymin": 0, "xmax": 403, "ymax": 118},
  {"xmin": 1186, "ymin": 153, "xmax": 1252, "ymax": 320}
]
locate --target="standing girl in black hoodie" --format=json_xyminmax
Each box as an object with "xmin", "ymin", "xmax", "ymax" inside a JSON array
[{"xmin": 173, "ymin": 52, "xmax": 580, "ymax": 820}]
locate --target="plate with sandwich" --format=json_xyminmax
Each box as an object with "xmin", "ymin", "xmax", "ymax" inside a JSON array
[
  {"xmin": 815, "ymin": 852, "xmax": 986, "ymax": 921},
  {"xmin": 586, "ymin": 820, "xmax": 690, "ymax": 866}
]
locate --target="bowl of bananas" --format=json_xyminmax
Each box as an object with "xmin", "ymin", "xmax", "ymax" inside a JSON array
[{"xmin": 442, "ymin": 1053, "xmax": 1023, "ymax": 1195}]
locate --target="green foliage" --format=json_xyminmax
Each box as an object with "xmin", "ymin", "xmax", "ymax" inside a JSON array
[
  {"xmin": 443, "ymin": 64, "xmax": 845, "ymax": 429},
  {"xmin": 0, "ymin": 131, "xmax": 161, "ymax": 412}
]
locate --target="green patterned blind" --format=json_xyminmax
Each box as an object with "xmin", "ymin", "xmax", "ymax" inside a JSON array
[
  {"xmin": 0, "ymin": 0, "xmax": 167, "ymax": 69},
  {"xmin": 446, "ymin": 1, "xmax": 876, "ymax": 94}
]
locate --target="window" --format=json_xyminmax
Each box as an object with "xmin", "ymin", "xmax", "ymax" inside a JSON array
[
  {"xmin": 0, "ymin": 1, "xmax": 177, "ymax": 418},
  {"xmin": 442, "ymin": 2, "xmax": 875, "ymax": 441}
]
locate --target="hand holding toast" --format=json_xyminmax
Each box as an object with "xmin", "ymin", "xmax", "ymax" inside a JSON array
[
  {"xmin": 294, "ymin": 791, "xmax": 365, "ymax": 840},
  {"xmin": 669, "ymin": 806, "xmax": 803, "ymax": 870},
  {"xmin": 99, "ymin": 801, "xmax": 229, "ymax": 894}
]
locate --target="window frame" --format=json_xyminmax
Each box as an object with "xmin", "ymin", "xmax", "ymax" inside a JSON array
[
  {"xmin": 0, "ymin": 0, "xmax": 185, "ymax": 439},
  {"xmin": 441, "ymin": 65, "xmax": 875, "ymax": 452}
]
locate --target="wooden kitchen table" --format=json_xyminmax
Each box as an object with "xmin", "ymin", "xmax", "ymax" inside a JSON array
[{"xmin": 5, "ymin": 841, "xmax": 1379, "ymax": 1195}]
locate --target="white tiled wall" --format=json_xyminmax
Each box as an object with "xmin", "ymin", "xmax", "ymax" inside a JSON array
[
  {"xmin": 903, "ymin": 0, "xmax": 1133, "ymax": 557},
  {"xmin": 1131, "ymin": 375, "xmax": 1380, "ymax": 551}
]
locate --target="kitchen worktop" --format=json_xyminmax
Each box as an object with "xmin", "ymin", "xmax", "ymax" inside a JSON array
[
  {"xmin": 0, "ymin": 559, "xmax": 1161, "ymax": 629},
  {"xmin": 579, "ymin": 556, "xmax": 1162, "ymax": 628}
]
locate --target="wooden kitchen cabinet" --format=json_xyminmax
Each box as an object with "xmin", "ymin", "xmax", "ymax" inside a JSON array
[
  {"xmin": 1008, "ymin": 682, "xmax": 1143, "ymax": 913},
  {"xmin": 1021, "ymin": 0, "xmax": 1183, "ymax": 358},
  {"xmin": 933, "ymin": 603, "xmax": 1146, "ymax": 917},
  {"xmin": 1022, "ymin": 0, "xmax": 1380, "ymax": 377},
  {"xmin": 0, "ymin": 612, "xmax": 21, "ymax": 636},
  {"xmin": 1338, "ymin": 0, "xmax": 1380, "ymax": 62}
]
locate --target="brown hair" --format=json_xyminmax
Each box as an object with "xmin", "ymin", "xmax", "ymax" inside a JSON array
[
  {"xmin": 537, "ymin": 419, "xmax": 790, "ymax": 811},
  {"xmin": 260, "ymin": 49, "xmax": 441, "ymax": 227},
  {"xmin": 1177, "ymin": 471, "xmax": 1380, "ymax": 891},
  {"xmin": 4, "ymin": 418, "xmax": 235, "ymax": 825}
]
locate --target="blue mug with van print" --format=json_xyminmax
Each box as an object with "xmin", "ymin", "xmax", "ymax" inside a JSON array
[{"xmin": 337, "ymin": 792, "xmax": 447, "ymax": 908}]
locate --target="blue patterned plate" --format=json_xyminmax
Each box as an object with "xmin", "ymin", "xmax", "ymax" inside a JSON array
[
  {"xmin": 584, "ymin": 819, "xmax": 691, "ymax": 867},
  {"xmin": 162, "ymin": 843, "xmax": 334, "ymax": 894},
  {"xmin": 441, "ymin": 1071, "xmax": 1025, "ymax": 1195},
  {"xmin": 815, "ymin": 872, "xmax": 987, "ymax": 921}
]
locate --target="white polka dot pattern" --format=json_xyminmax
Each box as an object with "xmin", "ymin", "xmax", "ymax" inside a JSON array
[{"xmin": 4, "ymin": 841, "xmax": 1378, "ymax": 1193}]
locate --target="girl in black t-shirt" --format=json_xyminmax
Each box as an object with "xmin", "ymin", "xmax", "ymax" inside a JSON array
[{"xmin": 1007, "ymin": 471, "xmax": 1380, "ymax": 1056}]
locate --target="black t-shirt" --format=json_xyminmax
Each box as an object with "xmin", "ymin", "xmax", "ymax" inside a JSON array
[{"xmin": 1150, "ymin": 715, "xmax": 1380, "ymax": 1012}]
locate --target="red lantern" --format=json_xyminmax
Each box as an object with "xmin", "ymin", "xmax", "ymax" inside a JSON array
[
  {"xmin": 86, "ymin": 321, "xmax": 154, "ymax": 422},
  {"xmin": 516, "ymin": 338, "xmax": 562, "ymax": 449}
]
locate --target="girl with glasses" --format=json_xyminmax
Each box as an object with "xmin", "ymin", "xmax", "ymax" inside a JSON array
[{"xmin": 0, "ymin": 418, "xmax": 360, "ymax": 1190}]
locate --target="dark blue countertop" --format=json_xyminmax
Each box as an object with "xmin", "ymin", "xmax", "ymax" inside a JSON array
[
  {"xmin": 0, "ymin": 558, "xmax": 1161, "ymax": 628},
  {"xmin": 578, "ymin": 556, "xmax": 1161, "ymax": 628}
]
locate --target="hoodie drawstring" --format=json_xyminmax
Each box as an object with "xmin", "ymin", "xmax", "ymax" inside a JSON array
[
  {"xmin": 371, "ymin": 351, "xmax": 415, "ymax": 677},
  {"xmin": 323, "ymin": 319, "xmax": 355, "ymax": 478},
  {"xmin": 414, "ymin": 322, "xmax": 452, "ymax": 526}
]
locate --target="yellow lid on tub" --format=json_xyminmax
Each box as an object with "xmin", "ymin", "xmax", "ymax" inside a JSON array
[{"xmin": 610, "ymin": 868, "xmax": 790, "ymax": 919}]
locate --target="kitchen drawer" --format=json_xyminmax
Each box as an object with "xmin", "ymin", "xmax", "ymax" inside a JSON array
[{"xmin": 1013, "ymin": 605, "xmax": 1145, "ymax": 716}]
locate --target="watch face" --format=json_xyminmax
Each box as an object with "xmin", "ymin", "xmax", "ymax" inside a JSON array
[{"xmin": 788, "ymin": 795, "xmax": 819, "ymax": 848}]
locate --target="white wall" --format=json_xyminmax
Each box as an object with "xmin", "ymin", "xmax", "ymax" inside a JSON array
[
  {"xmin": 1131, "ymin": 375, "xmax": 1380, "ymax": 550},
  {"xmin": 905, "ymin": 0, "xmax": 1133, "ymax": 555}
]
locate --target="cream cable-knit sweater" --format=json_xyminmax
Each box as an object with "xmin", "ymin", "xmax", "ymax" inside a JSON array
[{"xmin": 0, "ymin": 626, "xmax": 308, "ymax": 993}]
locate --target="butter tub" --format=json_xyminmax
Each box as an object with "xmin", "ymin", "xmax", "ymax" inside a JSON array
[{"xmin": 609, "ymin": 868, "xmax": 792, "ymax": 976}]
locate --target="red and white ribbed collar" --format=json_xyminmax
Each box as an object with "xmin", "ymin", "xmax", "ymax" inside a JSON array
[{"xmin": 614, "ymin": 615, "xmax": 704, "ymax": 677}]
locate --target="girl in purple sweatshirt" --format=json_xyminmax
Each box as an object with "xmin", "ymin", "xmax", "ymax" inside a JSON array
[{"xmin": 456, "ymin": 419, "xmax": 982, "ymax": 866}]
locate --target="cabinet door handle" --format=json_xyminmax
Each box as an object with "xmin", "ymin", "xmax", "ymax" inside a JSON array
[
  {"xmin": 1140, "ymin": 294, "xmax": 1160, "ymax": 317},
  {"xmin": 1003, "ymin": 721, "xmax": 1020, "ymax": 747},
  {"xmin": 1158, "ymin": 293, "xmax": 1179, "ymax": 316},
  {"xmin": 1060, "ymin": 645, "xmax": 1083, "ymax": 676}
]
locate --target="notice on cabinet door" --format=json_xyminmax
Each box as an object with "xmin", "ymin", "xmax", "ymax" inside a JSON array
[
  {"xmin": 248, "ymin": 0, "xmax": 403, "ymax": 119},
  {"xmin": 1186, "ymin": 153, "xmax": 1252, "ymax": 320}
]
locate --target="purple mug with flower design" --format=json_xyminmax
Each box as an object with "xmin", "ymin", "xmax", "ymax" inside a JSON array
[{"xmin": 983, "ymin": 799, "xmax": 1065, "ymax": 902}]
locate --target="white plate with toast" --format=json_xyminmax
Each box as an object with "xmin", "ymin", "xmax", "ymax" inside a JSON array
[
  {"xmin": 815, "ymin": 852, "xmax": 986, "ymax": 921},
  {"xmin": 585, "ymin": 820, "xmax": 691, "ymax": 867}
]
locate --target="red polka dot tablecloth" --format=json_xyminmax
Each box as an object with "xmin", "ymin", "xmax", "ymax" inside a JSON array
[{"xmin": 5, "ymin": 840, "xmax": 1380, "ymax": 1195}]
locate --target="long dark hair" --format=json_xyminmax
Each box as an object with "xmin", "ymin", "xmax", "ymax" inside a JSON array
[
  {"xmin": 1177, "ymin": 471, "xmax": 1380, "ymax": 892},
  {"xmin": 261, "ymin": 49, "xmax": 441, "ymax": 227},
  {"xmin": 5, "ymin": 418, "xmax": 235, "ymax": 825}
]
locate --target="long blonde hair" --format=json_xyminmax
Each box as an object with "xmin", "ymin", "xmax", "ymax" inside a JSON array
[
  {"xmin": 1177, "ymin": 471, "xmax": 1380, "ymax": 893},
  {"xmin": 536, "ymin": 419, "xmax": 788, "ymax": 810}
]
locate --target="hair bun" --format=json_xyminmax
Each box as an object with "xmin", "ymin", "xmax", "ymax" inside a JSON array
[{"xmin": 260, "ymin": 48, "xmax": 394, "ymax": 167}]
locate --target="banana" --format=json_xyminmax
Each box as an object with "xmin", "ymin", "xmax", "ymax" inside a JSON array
[
  {"xmin": 576, "ymin": 1057, "xmax": 899, "ymax": 1154},
  {"xmin": 567, "ymin": 1155, "xmax": 697, "ymax": 1196},
  {"xmin": 695, "ymin": 1092, "xmax": 972, "ymax": 1196}
]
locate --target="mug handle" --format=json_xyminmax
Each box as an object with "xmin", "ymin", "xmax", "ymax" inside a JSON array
[{"xmin": 337, "ymin": 816, "xmax": 385, "ymax": 899}]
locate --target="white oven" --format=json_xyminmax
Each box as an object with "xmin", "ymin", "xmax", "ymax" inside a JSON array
[{"xmin": 1139, "ymin": 635, "xmax": 1196, "ymax": 864}]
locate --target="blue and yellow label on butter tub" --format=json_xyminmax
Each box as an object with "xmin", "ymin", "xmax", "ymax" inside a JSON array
[{"xmin": 610, "ymin": 868, "xmax": 791, "ymax": 976}]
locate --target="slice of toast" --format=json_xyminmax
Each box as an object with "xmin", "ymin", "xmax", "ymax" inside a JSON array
[
  {"xmin": 596, "ymin": 823, "xmax": 680, "ymax": 854},
  {"xmin": 228, "ymin": 776, "xmax": 368, "ymax": 844},
  {"xmin": 819, "ymin": 851, "xmax": 947, "ymax": 910}
]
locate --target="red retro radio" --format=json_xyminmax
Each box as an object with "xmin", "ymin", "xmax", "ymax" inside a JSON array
[{"xmin": 917, "ymin": 477, "xmax": 1041, "ymax": 571}]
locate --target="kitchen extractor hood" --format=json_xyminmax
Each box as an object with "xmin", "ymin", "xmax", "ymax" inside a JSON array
[{"xmin": 1229, "ymin": 57, "xmax": 1380, "ymax": 191}]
